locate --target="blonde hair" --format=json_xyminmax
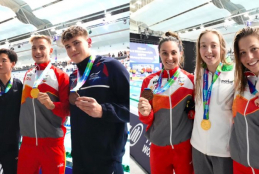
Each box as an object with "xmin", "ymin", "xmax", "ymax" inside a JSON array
[
  {"xmin": 29, "ymin": 35, "xmax": 52, "ymax": 45},
  {"xmin": 158, "ymin": 31, "xmax": 185, "ymax": 67},
  {"xmin": 195, "ymin": 29, "xmax": 228, "ymax": 103},
  {"xmin": 233, "ymin": 27, "xmax": 259, "ymax": 93},
  {"xmin": 61, "ymin": 25, "xmax": 88, "ymax": 43}
]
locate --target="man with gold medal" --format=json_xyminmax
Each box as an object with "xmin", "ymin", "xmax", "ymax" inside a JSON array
[{"xmin": 18, "ymin": 35, "xmax": 70, "ymax": 174}]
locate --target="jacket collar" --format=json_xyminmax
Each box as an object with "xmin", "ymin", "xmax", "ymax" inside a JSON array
[
  {"xmin": 76, "ymin": 55, "xmax": 91, "ymax": 76},
  {"xmin": 35, "ymin": 60, "xmax": 51, "ymax": 70},
  {"xmin": 160, "ymin": 66, "xmax": 180, "ymax": 78}
]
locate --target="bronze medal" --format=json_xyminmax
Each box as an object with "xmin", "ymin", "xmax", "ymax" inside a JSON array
[
  {"xmin": 201, "ymin": 119, "xmax": 211, "ymax": 130},
  {"xmin": 69, "ymin": 91, "xmax": 80, "ymax": 105},
  {"xmin": 31, "ymin": 88, "xmax": 39, "ymax": 98},
  {"xmin": 141, "ymin": 88, "xmax": 153, "ymax": 101}
]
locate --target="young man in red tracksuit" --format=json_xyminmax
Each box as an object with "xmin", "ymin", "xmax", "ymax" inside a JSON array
[{"xmin": 17, "ymin": 35, "xmax": 70, "ymax": 174}]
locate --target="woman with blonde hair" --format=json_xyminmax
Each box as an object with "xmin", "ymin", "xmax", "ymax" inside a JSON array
[
  {"xmin": 191, "ymin": 29, "xmax": 234, "ymax": 174},
  {"xmin": 230, "ymin": 27, "xmax": 259, "ymax": 174},
  {"xmin": 138, "ymin": 31, "xmax": 194, "ymax": 174}
]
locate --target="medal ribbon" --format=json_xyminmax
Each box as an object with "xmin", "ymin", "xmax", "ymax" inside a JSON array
[
  {"xmin": 70, "ymin": 56, "xmax": 95, "ymax": 92},
  {"xmin": 32, "ymin": 62, "xmax": 52, "ymax": 89},
  {"xmin": 153, "ymin": 68, "xmax": 180, "ymax": 94},
  {"xmin": 247, "ymin": 78, "xmax": 258, "ymax": 95},
  {"xmin": 0, "ymin": 77, "xmax": 13, "ymax": 96},
  {"xmin": 203, "ymin": 63, "xmax": 222, "ymax": 120}
]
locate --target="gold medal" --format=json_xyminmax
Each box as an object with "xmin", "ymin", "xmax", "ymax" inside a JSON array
[
  {"xmin": 31, "ymin": 88, "xmax": 39, "ymax": 98},
  {"xmin": 141, "ymin": 88, "xmax": 153, "ymax": 100},
  {"xmin": 201, "ymin": 119, "xmax": 211, "ymax": 130},
  {"xmin": 69, "ymin": 91, "xmax": 80, "ymax": 105}
]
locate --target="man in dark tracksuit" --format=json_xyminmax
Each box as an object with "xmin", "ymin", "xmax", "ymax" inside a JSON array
[
  {"xmin": 61, "ymin": 26, "xmax": 129, "ymax": 174},
  {"xmin": 0, "ymin": 48, "xmax": 23, "ymax": 174}
]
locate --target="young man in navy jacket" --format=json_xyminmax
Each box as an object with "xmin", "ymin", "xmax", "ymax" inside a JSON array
[
  {"xmin": 62, "ymin": 26, "xmax": 129, "ymax": 174},
  {"xmin": 0, "ymin": 48, "xmax": 23, "ymax": 174}
]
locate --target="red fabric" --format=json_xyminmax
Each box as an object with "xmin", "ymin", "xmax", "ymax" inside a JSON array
[
  {"xmin": 22, "ymin": 136, "xmax": 64, "ymax": 146},
  {"xmin": 17, "ymin": 143, "xmax": 66, "ymax": 174},
  {"xmin": 138, "ymin": 67, "xmax": 194, "ymax": 130},
  {"xmin": 233, "ymin": 160, "xmax": 259, "ymax": 174},
  {"xmin": 23, "ymin": 61, "xmax": 70, "ymax": 118},
  {"xmin": 150, "ymin": 139, "xmax": 193, "ymax": 174},
  {"xmin": 51, "ymin": 66, "xmax": 70, "ymax": 118}
]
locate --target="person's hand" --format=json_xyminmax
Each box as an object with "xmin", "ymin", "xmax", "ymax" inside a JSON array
[
  {"xmin": 75, "ymin": 97, "xmax": 102, "ymax": 118},
  {"xmin": 37, "ymin": 92, "xmax": 55, "ymax": 110},
  {"xmin": 138, "ymin": 97, "xmax": 151, "ymax": 116}
]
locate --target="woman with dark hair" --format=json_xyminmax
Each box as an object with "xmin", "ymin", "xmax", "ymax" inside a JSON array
[{"xmin": 138, "ymin": 31, "xmax": 194, "ymax": 174}]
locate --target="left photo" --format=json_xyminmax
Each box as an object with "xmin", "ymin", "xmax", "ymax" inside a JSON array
[{"xmin": 0, "ymin": 0, "xmax": 130, "ymax": 174}]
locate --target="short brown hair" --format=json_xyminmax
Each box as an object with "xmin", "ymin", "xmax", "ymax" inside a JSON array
[
  {"xmin": 29, "ymin": 35, "xmax": 52, "ymax": 45},
  {"xmin": 61, "ymin": 25, "xmax": 88, "ymax": 43},
  {"xmin": 233, "ymin": 27, "xmax": 259, "ymax": 93}
]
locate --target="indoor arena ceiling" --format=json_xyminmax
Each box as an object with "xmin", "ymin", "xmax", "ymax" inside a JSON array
[
  {"xmin": 130, "ymin": 0, "xmax": 259, "ymax": 49},
  {"xmin": 0, "ymin": 0, "xmax": 130, "ymax": 50}
]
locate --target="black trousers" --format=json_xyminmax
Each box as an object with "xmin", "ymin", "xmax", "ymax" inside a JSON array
[
  {"xmin": 72, "ymin": 161, "xmax": 123, "ymax": 174},
  {"xmin": 0, "ymin": 153, "xmax": 18, "ymax": 174}
]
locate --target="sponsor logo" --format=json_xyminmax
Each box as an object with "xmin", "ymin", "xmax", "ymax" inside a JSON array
[
  {"xmin": 130, "ymin": 123, "xmax": 143, "ymax": 146},
  {"xmin": 221, "ymin": 79, "xmax": 234, "ymax": 84},
  {"xmin": 26, "ymin": 73, "xmax": 32, "ymax": 77},
  {"xmin": 26, "ymin": 77, "xmax": 31, "ymax": 81},
  {"xmin": 142, "ymin": 140, "xmax": 151, "ymax": 157}
]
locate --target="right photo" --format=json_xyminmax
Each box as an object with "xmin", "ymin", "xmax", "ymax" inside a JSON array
[{"xmin": 129, "ymin": 0, "xmax": 259, "ymax": 174}]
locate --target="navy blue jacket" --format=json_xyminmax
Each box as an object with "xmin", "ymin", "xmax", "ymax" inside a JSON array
[
  {"xmin": 69, "ymin": 56, "xmax": 129, "ymax": 169},
  {"xmin": 0, "ymin": 78, "xmax": 22, "ymax": 157}
]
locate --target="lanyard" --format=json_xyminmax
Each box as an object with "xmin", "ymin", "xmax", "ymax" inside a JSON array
[
  {"xmin": 70, "ymin": 56, "xmax": 95, "ymax": 92},
  {"xmin": 203, "ymin": 63, "xmax": 222, "ymax": 120},
  {"xmin": 247, "ymin": 78, "xmax": 258, "ymax": 95},
  {"xmin": 154, "ymin": 68, "xmax": 180, "ymax": 94},
  {"xmin": 0, "ymin": 77, "xmax": 13, "ymax": 96},
  {"xmin": 32, "ymin": 62, "xmax": 52, "ymax": 89}
]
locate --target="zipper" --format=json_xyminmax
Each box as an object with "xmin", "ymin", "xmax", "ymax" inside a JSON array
[
  {"xmin": 243, "ymin": 100, "xmax": 255, "ymax": 174},
  {"xmin": 167, "ymin": 70, "xmax": 174, "ymax": 149},
  {"xmin": 32, "ymin": 98, "xmax": 38, "ymax": 146}
]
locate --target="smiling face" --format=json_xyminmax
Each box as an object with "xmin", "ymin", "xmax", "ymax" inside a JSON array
[
  {"xmin": 31, "ymin": 38, "xmax": 53, "ymax": 64},
  {"xmin": 159, "ymin": 41, "xmax": 182, "ymax": 70},
  {"xmin": 199, "ymin": 32, "xmax": 221, "ymax": 72},
  {"xmin": 63, "ymin": 35, "xmax": 91, "ymax": 64},
  {"xmin": 238, "ymin": 35, "xmax": 259, "ymax": 76}
]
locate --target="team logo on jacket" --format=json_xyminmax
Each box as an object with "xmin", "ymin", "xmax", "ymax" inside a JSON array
[
  {"xmin": 89, "ymin": 71, "xmax": 101, "ymax": 81},
  {"xmin": 42, "ymin": 75, "xmax": 49, "ymax": 83},
  {"xmin": 130, "ymin": 123, "xmax": 143, "ymax": 146},
  {"xmin": 178, "ymin": 76, "xmax": 185, "ymax": 86}
]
